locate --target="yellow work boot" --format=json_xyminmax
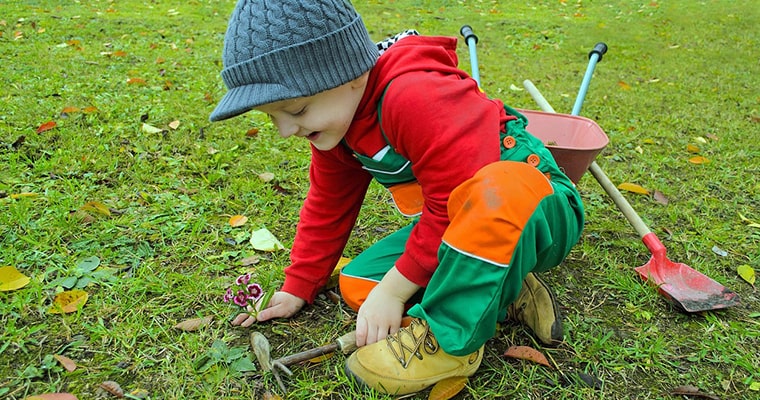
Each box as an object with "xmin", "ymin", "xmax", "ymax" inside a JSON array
[
  {"xmin": 345, "ymin": 318, "xmax": 483, "ymax": 395},
  {"xmin": 507, "ymin": 272, "xmax": 564, "ymax": 346}
]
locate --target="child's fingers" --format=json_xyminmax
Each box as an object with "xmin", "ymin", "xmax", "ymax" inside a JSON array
[{"xmin": 232, "ymin": 312, "xmax": 252, "ymax": 326}]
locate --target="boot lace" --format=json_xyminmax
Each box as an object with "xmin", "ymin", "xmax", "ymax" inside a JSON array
[{"xmin": 386, "ymin": 319, "xmax": 439, "ymax": 368}]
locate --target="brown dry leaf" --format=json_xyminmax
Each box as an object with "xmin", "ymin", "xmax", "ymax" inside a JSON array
[
  {"xmin": 617, "ymin": 182, "xmax": 650, "ymax": 195},
  {"xmin": 82, "ymin": 106, "xmax": 99, "ymax": 114},
  {"xmin": 79, "ymin": 201, "xmax": 111, "ymax": 217},
  {"xmin": 36, "ymin": 120, "xmax": 57, "ymax": 133},
  {"xmin": 686, "ymin": 144, "xmax": 700, "ymax": 153},
  {"xmin": 653, "ymin": 190, "xmax": 669, "ymax": 205},
  {"xmin": 689, "ymin": 156, "xmax": 710, "ymax": 164},
  {"xmin": 229, "ymin": 214, "xmax": 248, "ymax": 227},
  {"xmin": 503, "ymin": 345, "xmax": 552, "ymax": 368},
  {"xmin": 428, "ymin": 376, "xmax": 468, "ymax": 400},
  {"xmin": 24, "ymin": 394, "xmax": 78, "ymax": 400},
  {"xmin": 112, "ymin": 50, "xmax": 127, "ymax": 57},
  {"xmin": 239, "ymin": 255, "xmax": 261, "ymax": 266},
  {"xmin": 0, "ymin": 265, "xmax": 31, "ymax": 291},
  {"xmin": 53, "ymin": 354, "xmax": 77, "ymax": 372},
  {"xmin": 49, "ymin": 289, "xmax": 89, "ymax": 314},
  {"xmin": 246, "ymin": 127, "xmax": 260, "ymax": 137},
  {"xmin": 670, "ymin": 385, "xmax": 720, "ymax": 400},
  {"xmin": 173, "ymin": 316, "xmax": 213, "ymax": 331},
  {"xmin": 262, "ymin": 391, "xmax": 283, "ymax": 400},
  {"xmin": 100, "ymin": 381, "xmax": 124, "ymax": 398},
  {"xmin": 617, "ymin": 81, "xmax": 631, "ymax": 90}
]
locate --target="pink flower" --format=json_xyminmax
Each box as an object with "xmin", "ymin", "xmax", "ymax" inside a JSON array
[
  {"xmin": 223, "ymin": 288, "xmax": 234, "ymax": 303},
  {"xmin": 247, "ymin": 283, "xmax": 263, "ymax": 301},
  {"xmin": 233, "ymin": 291, "xmax": 248, "ymax": 307},
  {"xmin": 236, "ymin": 273, "xmax": 251, "ymax": 286}
]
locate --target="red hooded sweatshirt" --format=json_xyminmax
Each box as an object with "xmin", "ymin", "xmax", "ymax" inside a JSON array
[{"xmin": 281, "ymin": 35, "xmax": 514, "ymax": 303}]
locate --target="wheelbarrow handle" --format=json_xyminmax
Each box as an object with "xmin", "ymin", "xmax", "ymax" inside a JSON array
[
  {"xmin": 572, "ymin": 42, "xmax": 608, "ymax": 116},
  {"xmin": 460, "ymin": 25, "xmax": 481, "ymax": 87}
]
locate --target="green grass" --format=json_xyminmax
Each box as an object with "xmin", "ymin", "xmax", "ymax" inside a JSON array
[{"xmin": 2, "ymin": 0, "xmax": 759, "ymax": 399}]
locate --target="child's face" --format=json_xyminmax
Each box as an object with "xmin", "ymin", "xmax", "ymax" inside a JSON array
[{"xmin": 255, "ymin": 73, "xmax": 368, "ymax": 151}]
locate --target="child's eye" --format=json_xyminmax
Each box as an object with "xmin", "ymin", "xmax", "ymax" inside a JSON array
[{"xmin": 290, "ymin": 107, "xmax": 306, "ymax": 116}]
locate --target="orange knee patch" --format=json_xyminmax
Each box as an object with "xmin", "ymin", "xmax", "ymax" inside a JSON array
[
  {"xmin": 339, "ymin": 274, "xmax": 379, "ymax": 312},
  {"xmin": 443, "ymin": 161, "xmax": 553, "ymax": 265}
]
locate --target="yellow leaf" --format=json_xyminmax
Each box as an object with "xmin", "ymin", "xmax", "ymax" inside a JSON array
[
  {"xmin": 689, "ymin": 156, "xmax": 710, "ymax": 164},
  {"xmin": 686, "ymin": 144, "xmax": 700, "ymax": 154},
  {"xmin": 307, "ymin": 352, "xmax": 334, "ymax": 363},
  {"xmin": 258, "ymin": 172, "xmax": 275, "ymax": 182},
  {"xmin": 737, "ymin": 265, "xmax": 756, "ymax": 286},
  {"xmin": 617, "ymin": 81, "xmax": 631, "ymax": 90},
  {"xmin": 617, "ymin": 182, "xmax": 650, "ymax": 195},
  {"xmin": 49, "ymin": 289, "xmax": 89, "ymax": 314},
  {"xmin": 168, "ymin": 120, "xmax": 180, "ymax": 130},
  {"xmin": 79, "ymin": 201, "xmax": 111, "ymax": 216},
  {"xmin": 0, "ymin": 266, "xmax": 31, "ymax": 291},
  {"xmin": 10, "ymin": 192, "xmax": 38, "ymax": 199},
  {"xmin": 229, "ymin": 214, "xmax": 248, "ymax": 227},
  {"xmin": 428, "ymin": 376, "xmax": 468, "ymax": 400},
  {"xmin": 141, "ymin": 123, "xmax": 162, "ymax": 134}
]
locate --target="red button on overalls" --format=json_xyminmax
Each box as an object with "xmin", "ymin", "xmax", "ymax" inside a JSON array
[
  {"xmin": 502, "ymin": 136, "xmax": 516, "ymax": 149},
  {"xmin": 527, "ymin": 154, "xmax": 540, "ymax": 167}
]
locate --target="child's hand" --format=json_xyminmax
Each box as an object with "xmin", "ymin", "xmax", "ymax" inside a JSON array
[
  {"xmin": 231, "ymin": 291, "xmax": 306, "ymax": 327},
  {"xmin": 356, "ymin": 285, "xmax": 404, "ymax": 347},
  {"xmin": 355, "ymin": 266, "xmax": 421, "ymax": 347}
]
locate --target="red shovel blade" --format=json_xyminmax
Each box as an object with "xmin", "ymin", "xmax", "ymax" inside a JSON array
[{"xmin": 634, "ymin": 234, "xmax": 740, "ymax": 313}]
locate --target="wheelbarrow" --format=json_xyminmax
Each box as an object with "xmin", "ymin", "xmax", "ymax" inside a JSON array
[{"xmin": 460, "ymin": 26, "xmax": 739, "ymax": 312}]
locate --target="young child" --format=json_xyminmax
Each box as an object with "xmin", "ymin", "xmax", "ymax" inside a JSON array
[{"xmin": 211, "ymin": 0, "xmax": 584, "ymax": 395}]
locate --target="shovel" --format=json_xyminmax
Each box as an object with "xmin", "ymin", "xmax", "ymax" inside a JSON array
[{"xmin": 519, "ymin": 44, "xmax": 739, "ymax": 312}]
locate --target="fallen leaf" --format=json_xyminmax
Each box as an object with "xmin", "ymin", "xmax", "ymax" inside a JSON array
[
  {"xmin": 503, "ymin": 345, "xmax": 552, "ymax": 368},
  {"xmin": 82, "ymin": 106, "xmax": 99, "ymax": 114},
  {"xmin": 24, "ymin": 394, "xmax": 78, "ymax": 400},
  {"xmin": 10, "ymin": 192, "xmax": 38, "ymax": 199},
  {"xmin": 686, "ymin": 144, "xmax": 700, "ymax": 153},
  {"xmin": 239, "ymin": 255, "xmax": 261, "ymax": 266},
  {"xmin": 49, "ymin": 289, "xmax": 89, "ymax": 314},
  {"xmin": 246, "ymin": 128, "xmax": 259, "ymax": 137},
  {"xmin": 61, "ymin": 106, "xmax": 81, "ymax": 114},
  {"xmin": 36, "ymin": 120, "xmax": 57, "ymax": 133},
  {"xmin": 229, "ymin": 215, "xmax": 248, "ymax": 227},
  {"xmin": 711, "ymin": 246, "xmax": 728, "ymax": 257},
  {"xmin": 428, "ymin": 376, "xmax": 468, "ymax": 400},
  {"xmin": 79, "ymin": 201, "xmax": 111, "ymax": 217},
  {"xmin": 617, "ymin": 182, "xmax": 650, "ymax": 195},
  {"xmin": 308, "ymin": 352, "xmax": 334, "ymax": 363},
  {"xmin": 99, "ymin": 381, "xmax": 124, "ymax": 398},
  {"xmin": 168, "ymin": 120, "xmax": 180, "ymax": 130},
  {"xmin": 738, "ymin": 213, "xmax": 760, "ymax": 228},
  {"xmin": 250, "ymin": 331, "xmax": 273, "ymax": 371},
  {"xmin": 670, "ymin": 385, "xmax": 720, "ymax": 400},
  {"xmin": 258, "ymin": 172, "xmax": 275, "ymax": 182},
  {"xmin": 737, "ymin": 264, "xmax": 755, "ymax": 287},
  {"xmin": 127, "ymin": 77, "xmax": 146, "ymax": 85},
  {"xmin": 653, "ymin": 190, "xmax": 669, "ymax": 205},
  {"xmin": 262, "ymin": 391, "xmax": 282, "ymax": 400},
  {"xmin": 0, "ymin": 266, "xmax": 31, "ymax": 291},
  {"xmin": 173, "ymin": 316, "xmax": 213, "ymax": 331},
  {"xmin": 127, "ymin": 389, "xmax": 150, "ymax": 399},
  {"xmin": 617, "ymin": 81, "xmax": 631, "ymax": 90},
  {"xmin": 689, "ymin": 156, "xmax": 710, "ymax": 164},
  {"xmin": 141, "ymin": 123, "xmax": 163, "ymax": 134},
  {"xmin": 112, "ymin": 50, "xmax": 127, "ymax": 57},
  {"xmin": 53, "ymin": 354, "xmax": 77, "ymax": 372},
  {"xmin": 249, "ymin": 228, "xmax": 285, "ymax": 251}
]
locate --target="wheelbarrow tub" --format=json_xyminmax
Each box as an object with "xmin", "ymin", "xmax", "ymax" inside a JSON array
[{"xmin": 519, "ymin": 109, "xmax": 609, "ymax": 183}]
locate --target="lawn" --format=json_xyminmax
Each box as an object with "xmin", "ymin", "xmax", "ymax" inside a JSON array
[{"xmin": 1, "ymin": 0, "xmax": 758, "ymax": 399}]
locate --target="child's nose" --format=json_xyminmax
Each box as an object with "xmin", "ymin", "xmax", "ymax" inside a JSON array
[{"xmin": 275, "ymin": 118, "xmax": 299, "ymax": 138}]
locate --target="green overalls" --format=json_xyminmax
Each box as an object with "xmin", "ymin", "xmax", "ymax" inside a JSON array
[{"xmin": 339, "ymin": 106, "xmax": 584, "ymax": 355}]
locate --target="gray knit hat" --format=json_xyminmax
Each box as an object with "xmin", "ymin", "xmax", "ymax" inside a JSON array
[{"xmin": 209, "ymin": 0, "xmax": 380, "ymax": 122}]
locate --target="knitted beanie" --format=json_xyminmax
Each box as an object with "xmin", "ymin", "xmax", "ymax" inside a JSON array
[{"xmin": 209, "ymin": 0, "xmax": 380, "ymax": 122}]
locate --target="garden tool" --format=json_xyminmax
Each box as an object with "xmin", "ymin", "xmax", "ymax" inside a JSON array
[{"xmin": 520, "ymin": 45, "xmax": 739, "ymax": 312}]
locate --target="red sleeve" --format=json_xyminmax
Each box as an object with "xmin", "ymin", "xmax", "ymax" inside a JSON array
[
  {"xmin": 281, "ymin": 144, "xmax": 373, "ymax": 303},
  {"xmin": 380, "ymin": 71, "xmax": 507, "ymax": 286}
]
